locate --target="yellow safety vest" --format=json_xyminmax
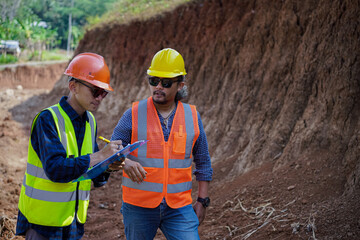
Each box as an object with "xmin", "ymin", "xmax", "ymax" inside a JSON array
[{"xmin": 18, "ymin": 103, "xmax": 96, "ymax": 227}]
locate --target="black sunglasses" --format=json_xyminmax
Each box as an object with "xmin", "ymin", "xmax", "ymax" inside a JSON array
[
  {"xmin": 76, "ymin": 80, "xmax": 108, "ymax": 98},
  {"xmin": 148, "ymin": 76, "xmax": 182, "ymax": 88}
]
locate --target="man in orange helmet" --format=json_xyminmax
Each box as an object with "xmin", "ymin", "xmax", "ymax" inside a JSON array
[
  {"xmin": 111, "ymin": 48, "xmax": 213, "ymax": 239},
  {"xmin": 16, "ymin": 52, "xmax": 124, "ymax": 240}
]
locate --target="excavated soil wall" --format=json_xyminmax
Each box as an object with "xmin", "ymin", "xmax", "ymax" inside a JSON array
[
  {"xmin": 67, "ymin": 0, "xmax": 359, "ymax": 190},
  {"xmin": 0, "ymin": 62, "xmax": 67, "ymax": 89}
]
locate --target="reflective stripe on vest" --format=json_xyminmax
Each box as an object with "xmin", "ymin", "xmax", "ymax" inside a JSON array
[
  {"xmin": 22, "ymin": 175, "xmax": 90, "ymax": 202},
  {"xmin": 18, "ymin": 104, "xmax": 95, "ymax": 227},
  {"xmin": 122, "ymin": 97, "xmax": 199, "ymax": 208},
  {"xmin": 50, "ymin": 106, "xmax": 96, "ymax": 152},
  {"xmin": 24, "ymin": 163, "xmax": 90, "ymax": 201}
]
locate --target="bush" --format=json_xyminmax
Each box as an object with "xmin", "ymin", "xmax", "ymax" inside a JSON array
[
  {"xmin": 41, "ymin": 49, "xmax": 71, "ymax": 61},
  {"xmin": 0, "ymin": 54, "xmax": 18, "ymax": 64}
]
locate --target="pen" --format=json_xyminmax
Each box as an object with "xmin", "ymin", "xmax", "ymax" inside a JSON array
[{"xmin": 98, "ymin": 136, "xmax": 110, "ymax": 143}]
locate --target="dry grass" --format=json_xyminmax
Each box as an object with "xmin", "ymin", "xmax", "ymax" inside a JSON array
[
  {"xmin": 0, "ymin": 215, "xmax": 16, "ymax": 240},
  {"xmin": 212, "ymin": 195, "xmax": 319, "ymax": 240}
]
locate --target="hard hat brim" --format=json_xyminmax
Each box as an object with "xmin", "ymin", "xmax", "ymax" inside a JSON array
[
  {"xmin": 86, "ymin": 79, "xmax": 114, "ymax": 92},
  {"xmin": 147, "ymin": 69, "xmax": 186, "ymax": 78}
]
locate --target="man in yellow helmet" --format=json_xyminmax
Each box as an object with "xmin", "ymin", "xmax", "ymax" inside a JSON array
[
  {"xmin": 111, "ymin": 48, "xmax": 213, "ymax": 239},
  {"xmin": 16, "ymin": 52, "xmax": 124, "ymax": 240}
]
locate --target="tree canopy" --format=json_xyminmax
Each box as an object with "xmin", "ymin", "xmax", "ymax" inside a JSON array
[{"xmin": 0, "ymin": 0, "xmax": 116, "ymax": 50}]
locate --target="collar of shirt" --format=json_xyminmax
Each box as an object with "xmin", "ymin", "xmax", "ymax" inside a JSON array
[
  {"xmin": 60, "ymin": 96, "xmax": 89, "ymax": 123},
  {"xmin": 156, "ymin": 102, "xmax": 178, "ymax": 121}
]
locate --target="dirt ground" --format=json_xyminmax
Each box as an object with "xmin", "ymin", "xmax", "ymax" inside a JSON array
[{"xmin": 0, "ymin": 87, "xmax": 50, "ymax": 239}]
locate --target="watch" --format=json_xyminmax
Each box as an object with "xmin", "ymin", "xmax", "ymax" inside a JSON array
[{"xmin": 197, "ymin": 197, "xmax": 210, "ymax": 208}]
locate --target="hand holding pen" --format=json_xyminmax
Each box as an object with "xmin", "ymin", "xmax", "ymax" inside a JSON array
[
  {"xmin": 98, "ymin": 136, "xmax": 125, "ymax": 172},
  {"xmin": 88, "ymin": 136, "xmax": 123, "ymax": 168}
]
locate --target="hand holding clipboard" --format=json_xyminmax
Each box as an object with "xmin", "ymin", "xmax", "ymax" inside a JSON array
[{"xmin": 73, "ymin": 140, "xmax": 148, "ymax": 182}]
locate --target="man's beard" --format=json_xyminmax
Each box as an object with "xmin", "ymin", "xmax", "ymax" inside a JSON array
[{"xmin": 152, "ymin": 90, "xmax": 167, "ymax": 104}]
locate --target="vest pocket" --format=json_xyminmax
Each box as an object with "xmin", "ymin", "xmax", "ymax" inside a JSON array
[{"xmin": 173, "ymin": 126, "xmax": 187, "ymax": 154}]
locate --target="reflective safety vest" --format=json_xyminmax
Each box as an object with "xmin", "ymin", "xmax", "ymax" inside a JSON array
[
  {"xmin": 18, "ymin": 103, "xmax": 96, "ymax": 227},
  {"xmin": 122, "ymin": 97, "xmax": 200, "ymax": 208}
]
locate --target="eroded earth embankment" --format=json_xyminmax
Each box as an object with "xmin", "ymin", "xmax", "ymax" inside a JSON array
[{"xmin": 75, "ymin": 0, "xmax": 360, "ymax": 190}]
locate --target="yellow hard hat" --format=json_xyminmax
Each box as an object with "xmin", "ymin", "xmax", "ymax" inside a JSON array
[{"xmin": 147, "ymin": 48, "xmax": 187, "ymax": 78}]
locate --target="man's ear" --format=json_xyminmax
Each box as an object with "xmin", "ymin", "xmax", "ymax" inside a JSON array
[
  {"xmin": 177, "ymin": 81, "xmax": 185, "ymax": 91},
  {"xmin": 68, "ymin": 80, "xmax": 77, "ymax": 94},
  {"xmin": 69, "ymin": 81, "xmax": 76, "ymax": 92}
]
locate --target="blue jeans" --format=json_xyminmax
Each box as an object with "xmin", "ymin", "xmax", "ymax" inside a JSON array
[
  {"xmin": 26, "ymin": 228, "xmax": 48, "ymax": 240},
  {"xmin": 121, "ymin": 201, "xmax": 200, "ymax": 240}
]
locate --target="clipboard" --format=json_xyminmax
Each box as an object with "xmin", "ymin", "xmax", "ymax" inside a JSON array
[{"xmin": 73, "ymin": 140, "xmax": 148, "ymax": 182}]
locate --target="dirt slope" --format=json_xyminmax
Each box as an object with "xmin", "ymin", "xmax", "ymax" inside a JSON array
[
  {"xmin": 1, "ymin": 0, "xmax": 359, "ymax": 239},
  {"xmin": 75, "ymin": 0, "xmax": 360, "ymax": 184},
  {"xmin": 0, "ymin": 61, "xmax": 68, "ymax": 89}
]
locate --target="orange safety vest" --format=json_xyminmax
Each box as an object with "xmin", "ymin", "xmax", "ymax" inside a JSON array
[{"xmin": 122, "ymin": 97, "xmax": 200, "ymax": 208}]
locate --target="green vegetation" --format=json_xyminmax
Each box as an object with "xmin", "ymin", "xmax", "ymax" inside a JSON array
[
  {"xmin": 87, "ymin": 0, "xmax": 190, "ymax": 28},
  {"xmin": 24, "ymin": 49, "xmax": 71, "ymax": 62},
  {"xmin": 41, "ymin": 49, "xmax": 71, "ymax": 61},
  {"xmin": 0, "ymin": 54, "xmax": 18, "ymax": 64},
  {"xmin": 0, "ymin": 0, "xmax": 190, "ymax": 64}
]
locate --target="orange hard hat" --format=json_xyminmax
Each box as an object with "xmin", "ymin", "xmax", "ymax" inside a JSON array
[{"xmin": 64, "ymin": 52, "xmax": 113, "ymax": 91}]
